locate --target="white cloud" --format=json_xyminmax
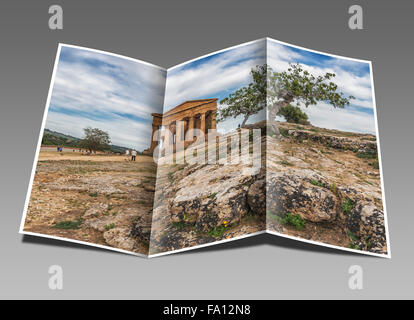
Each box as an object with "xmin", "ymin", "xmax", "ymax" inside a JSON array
[
  {"xmin": 164, "ymin": 40, "xmax": 266, "ymax": 110},
  {"xmin": 45, "ymin": 46, "xmax": 166, "ymax": 151},
  {"xmin": 298, "ymin": 102, "xmax": 376, "ymax": 134}
]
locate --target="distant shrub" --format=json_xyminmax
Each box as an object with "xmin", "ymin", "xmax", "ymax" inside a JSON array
[{"xmin": 278, "ymin": 104, "xmax": 310, "ymax": 125}]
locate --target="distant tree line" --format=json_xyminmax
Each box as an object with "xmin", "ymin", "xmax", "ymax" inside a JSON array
[{"xmin": 42, "ymin": 127, "xmax": 130, "ymax": 154}]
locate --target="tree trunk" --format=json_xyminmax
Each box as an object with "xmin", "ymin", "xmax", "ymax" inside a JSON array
[
  {"xmin": 241, "ymin": 114, "xmax": 250, "ymax": 128},
  {"xmin": 268, "ymin": 102, "xmax": 282, "ymax": 135}
]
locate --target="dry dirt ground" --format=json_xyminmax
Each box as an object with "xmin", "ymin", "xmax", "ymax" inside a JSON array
[{"xmin": 23, "ymin": 151, "xmax": 156, "ymax": 255}]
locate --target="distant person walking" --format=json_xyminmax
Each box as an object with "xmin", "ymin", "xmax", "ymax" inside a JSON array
[{"xmin": 131, "ymin": 150, "xmax": 137, "ymax": 162}]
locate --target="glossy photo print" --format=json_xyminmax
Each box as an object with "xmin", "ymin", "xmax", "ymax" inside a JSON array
[
  {"xmin": 20, "ymin": 44, "xmax": 167, "ymax": 256},
  {"xmin": 148, "ymin": 39, "xmax": 267, "ymax": 256},
  {"xmin": 265, "ymin": 38, "xmax": 389, "ymax": 257},
  {"xmin": 20, "ymin": 39, "xmax": 390, "ymax": 258}
]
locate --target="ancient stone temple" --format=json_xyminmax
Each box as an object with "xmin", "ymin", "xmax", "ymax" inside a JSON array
[{"xmin": 144, "ymin": 99, "xmax": 217, "ymax": 155}]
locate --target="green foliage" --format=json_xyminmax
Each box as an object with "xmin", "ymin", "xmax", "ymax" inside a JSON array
[
  {"xmin": 282, "ymin": 213, "xmax": 305, "ymax": 230},
  {"xmin": 171, "ymin": 221, "xmax": 193, "ymax": 230},
  {"xmin": 105, "ymin": 223, "xmax": 115, "ymax": 231},
  {"xmin": 268, "ymin": 212, "xmax": 305, "ymax": 231},
  {"xmin": 369, "ymin": 160, "xmax": 380, "ymax": 169},
  {"xmin": 267, "ymin": 63, "xmax": 354, "ymax": 108},
  {"xmin": 347, "ymin": 230, "xmax": 359, "ymax": 242},
  {"xmin": 207, "ymin": 225, "xmax": 228, "ymax": 238},
  {"xmin": 218, "ymin": 65, "xmax": 267, "ymax": 127},
  {"xmin": 311, "ymin": 179, "xmax": 324, "ymax": 187},
  {"xmin": 341, "ymin": 198, "xmax": 354, "ymax": 215},
  {"xmin": 279, "ymin": 128, "xmax": 290, "ymax": 138},
  {"xmin": 348, "ymin": 242, "xmax": 361, "ymax": 250},
  {"xmin": 279, "ymin": 160, "xmax": 293, "ymax": 166},
  {"xmin": 356, "ymin": 150, "xmax": 377, "ymax": 159},
  {"xmin": 42, "ymin": 129, "xmax": 80, "ymax": 148},
  {"xmin": 347, "ymin": 230, "xmax": 361, "ymax": 250},
  {"xmin": 54, "ymin": 219, "xmax": 82, "ymax": 230},
  {"xmin": 78, "ymin": 127, "xmax": 111, "ymax": 153},
  {"xmin": 278, "ymin": 104, "xmax": 310, "ymax": 124},
  {"xmin": 88, "ymin": 191, "xmax": 98, "ymax": 197},
  {"xmin": 208, "ymin": 192, "xmax": 217, "ymax": 200}
]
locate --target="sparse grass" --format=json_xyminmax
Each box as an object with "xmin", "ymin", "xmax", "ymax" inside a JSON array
[
  {"xmin": 311, "ymin": 179, "xmax": 324, "ymax": 187},
  {"xmin": 105, "ymin": 223, "xmax": 115, "ymax": 231},
  {"xmin": 168, "ymin": 171, "xmax": 175, "ymax": 183},
  {"xmin": 88, "ymin": 191, "xmax": 98, "ymax": 197},
  {"xmin": 208, "ymin": 192, "xmax": 217, "ymax": 200},
  {"xmin": 279, "ymin": 128, "xmax": 290, "ymax": 138},
  {"xmin": 362, "ymin": 137, "xmax": 376, "ymax": 141},
  {"xmin": 54, "ymin": 219, "xmax": 82, "ymax": 230},
  {"xmin": 207, "ymin": 225, "xmax": 228, "ymax": 238},
  {"xmin": 369, "ymin": 160, "xmax": 379, "ymax": 169},
  {"xmin": 282, "ymin": 213, "xmax": 305, "ymax": 230},
  {"xmin": 267, "ymin": 211, "xmax": 305, "ymax": 231},
  {"xmin": 347, "ymin": 230, "xmax": 361, "ymax": 250},
  {"xmin": 341, "ymin": 198, "xmax": 354, "ymax": 215},
  {"xmin": 356, "ymin": 150, "xmax": 377, "ymax": 159},
  {"xmin": 348, "ymin": 242, "xmax": 361, "ymax": 250},
  {"xmin": 279, "ymin": 160, "xmax": 293, "ymax": 166},
  {"xmin": 329, "ymin": 183, "xmax": 337, "ymax": 194},
  {"xmin": 171, "ymin": 221, "xmax": 193, "ymax": 230},
  {"xmin": 136, "ymin": 200, "xmax": 147, "ymax": 205},
  {"xmin": 347, "ymin": 230, "xmax": 359, "ymax": 242}
]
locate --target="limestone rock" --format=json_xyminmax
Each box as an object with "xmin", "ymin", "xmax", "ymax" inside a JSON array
[
  {"xmin": 104, "ymin": 227, "xmax": 136, "ymax": 251},
  {"xmin": 83, "ymin": 203, "xmax": 108, "ymax": 218},
  {"xmin": 346, "ymin": 202, "xmax": 387, "ymax": 254},
  {"xmin": 267, "ymin": 171, "xmax": 337, "ymax": 222},
  {"xmin": 169, "ymin": 163, "xmax": 256, "ymax": 231}
]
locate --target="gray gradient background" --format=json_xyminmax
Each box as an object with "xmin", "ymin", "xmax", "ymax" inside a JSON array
[{"xmin": 0, "ymin": 0, "xmax": 412, "ymax": 299}]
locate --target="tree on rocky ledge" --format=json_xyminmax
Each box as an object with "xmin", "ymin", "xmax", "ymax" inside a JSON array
[
  {"xmin": 79, "ymin": 127, "xmax": 111, "ymax": 153},
  {"xmin": 267, "ymin": 63, "xmax": 353, "ymax": 134},
  {"xmin": 217, "ymin": 64, "xmax": 267, "ymax": 127},
  {"xmin": 218, "ymin": 63, "xmax": 353, "ymax": 134}
]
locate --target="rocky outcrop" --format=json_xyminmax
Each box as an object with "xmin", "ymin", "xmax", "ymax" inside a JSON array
[
  {"xmin": 347, "ymin": 202, "xmax": 387, "ymax": 254},
  {"xmin": 168, "ymin": 163, "xmax": 262, "ymax": 231},
  {"xmin": 286, "ymin": 129, "xmax": 377, "ymax": 155},
  {"xmin": 145, "ymin": 122, "xmax": 387, "ymax": 255},
  {"xmin": 266, "ymin": 171, "xmax": 338, "ymax": 222}
]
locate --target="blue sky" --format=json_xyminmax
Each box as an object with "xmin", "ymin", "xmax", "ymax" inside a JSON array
[
  {"xmin": 45, "ymin": 40, "xmax": 377, "ymax": 152},
  {"xmin": 46, "ymin": 45, "xmax": 166, "ymax": 151},
  {"xmin": 165, "ymin": 38, "xmax": 377, "ymax": 134}
]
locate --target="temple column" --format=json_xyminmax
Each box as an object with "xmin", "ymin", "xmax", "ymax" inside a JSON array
[
  {"xmin": 150, "ymin": 125, "xmax": 158, "ymax": 152},
  {"xmin": 164, "ymin": 123, "xmax": 172, "ymax": 147},
  {"xmin": 187, "ymin": 116, "xmax": 195, "ymax": 140},
  {"xmin": 211, "ymin": 112, "xmax": 217, "ymax": 130},
  {"xmin": 176, "ymin": 120, "xmax": 184, "ymax": 144},
  {"xmin": 200, "ymin": 113, "xmax": 206, "ymax": 136}
]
